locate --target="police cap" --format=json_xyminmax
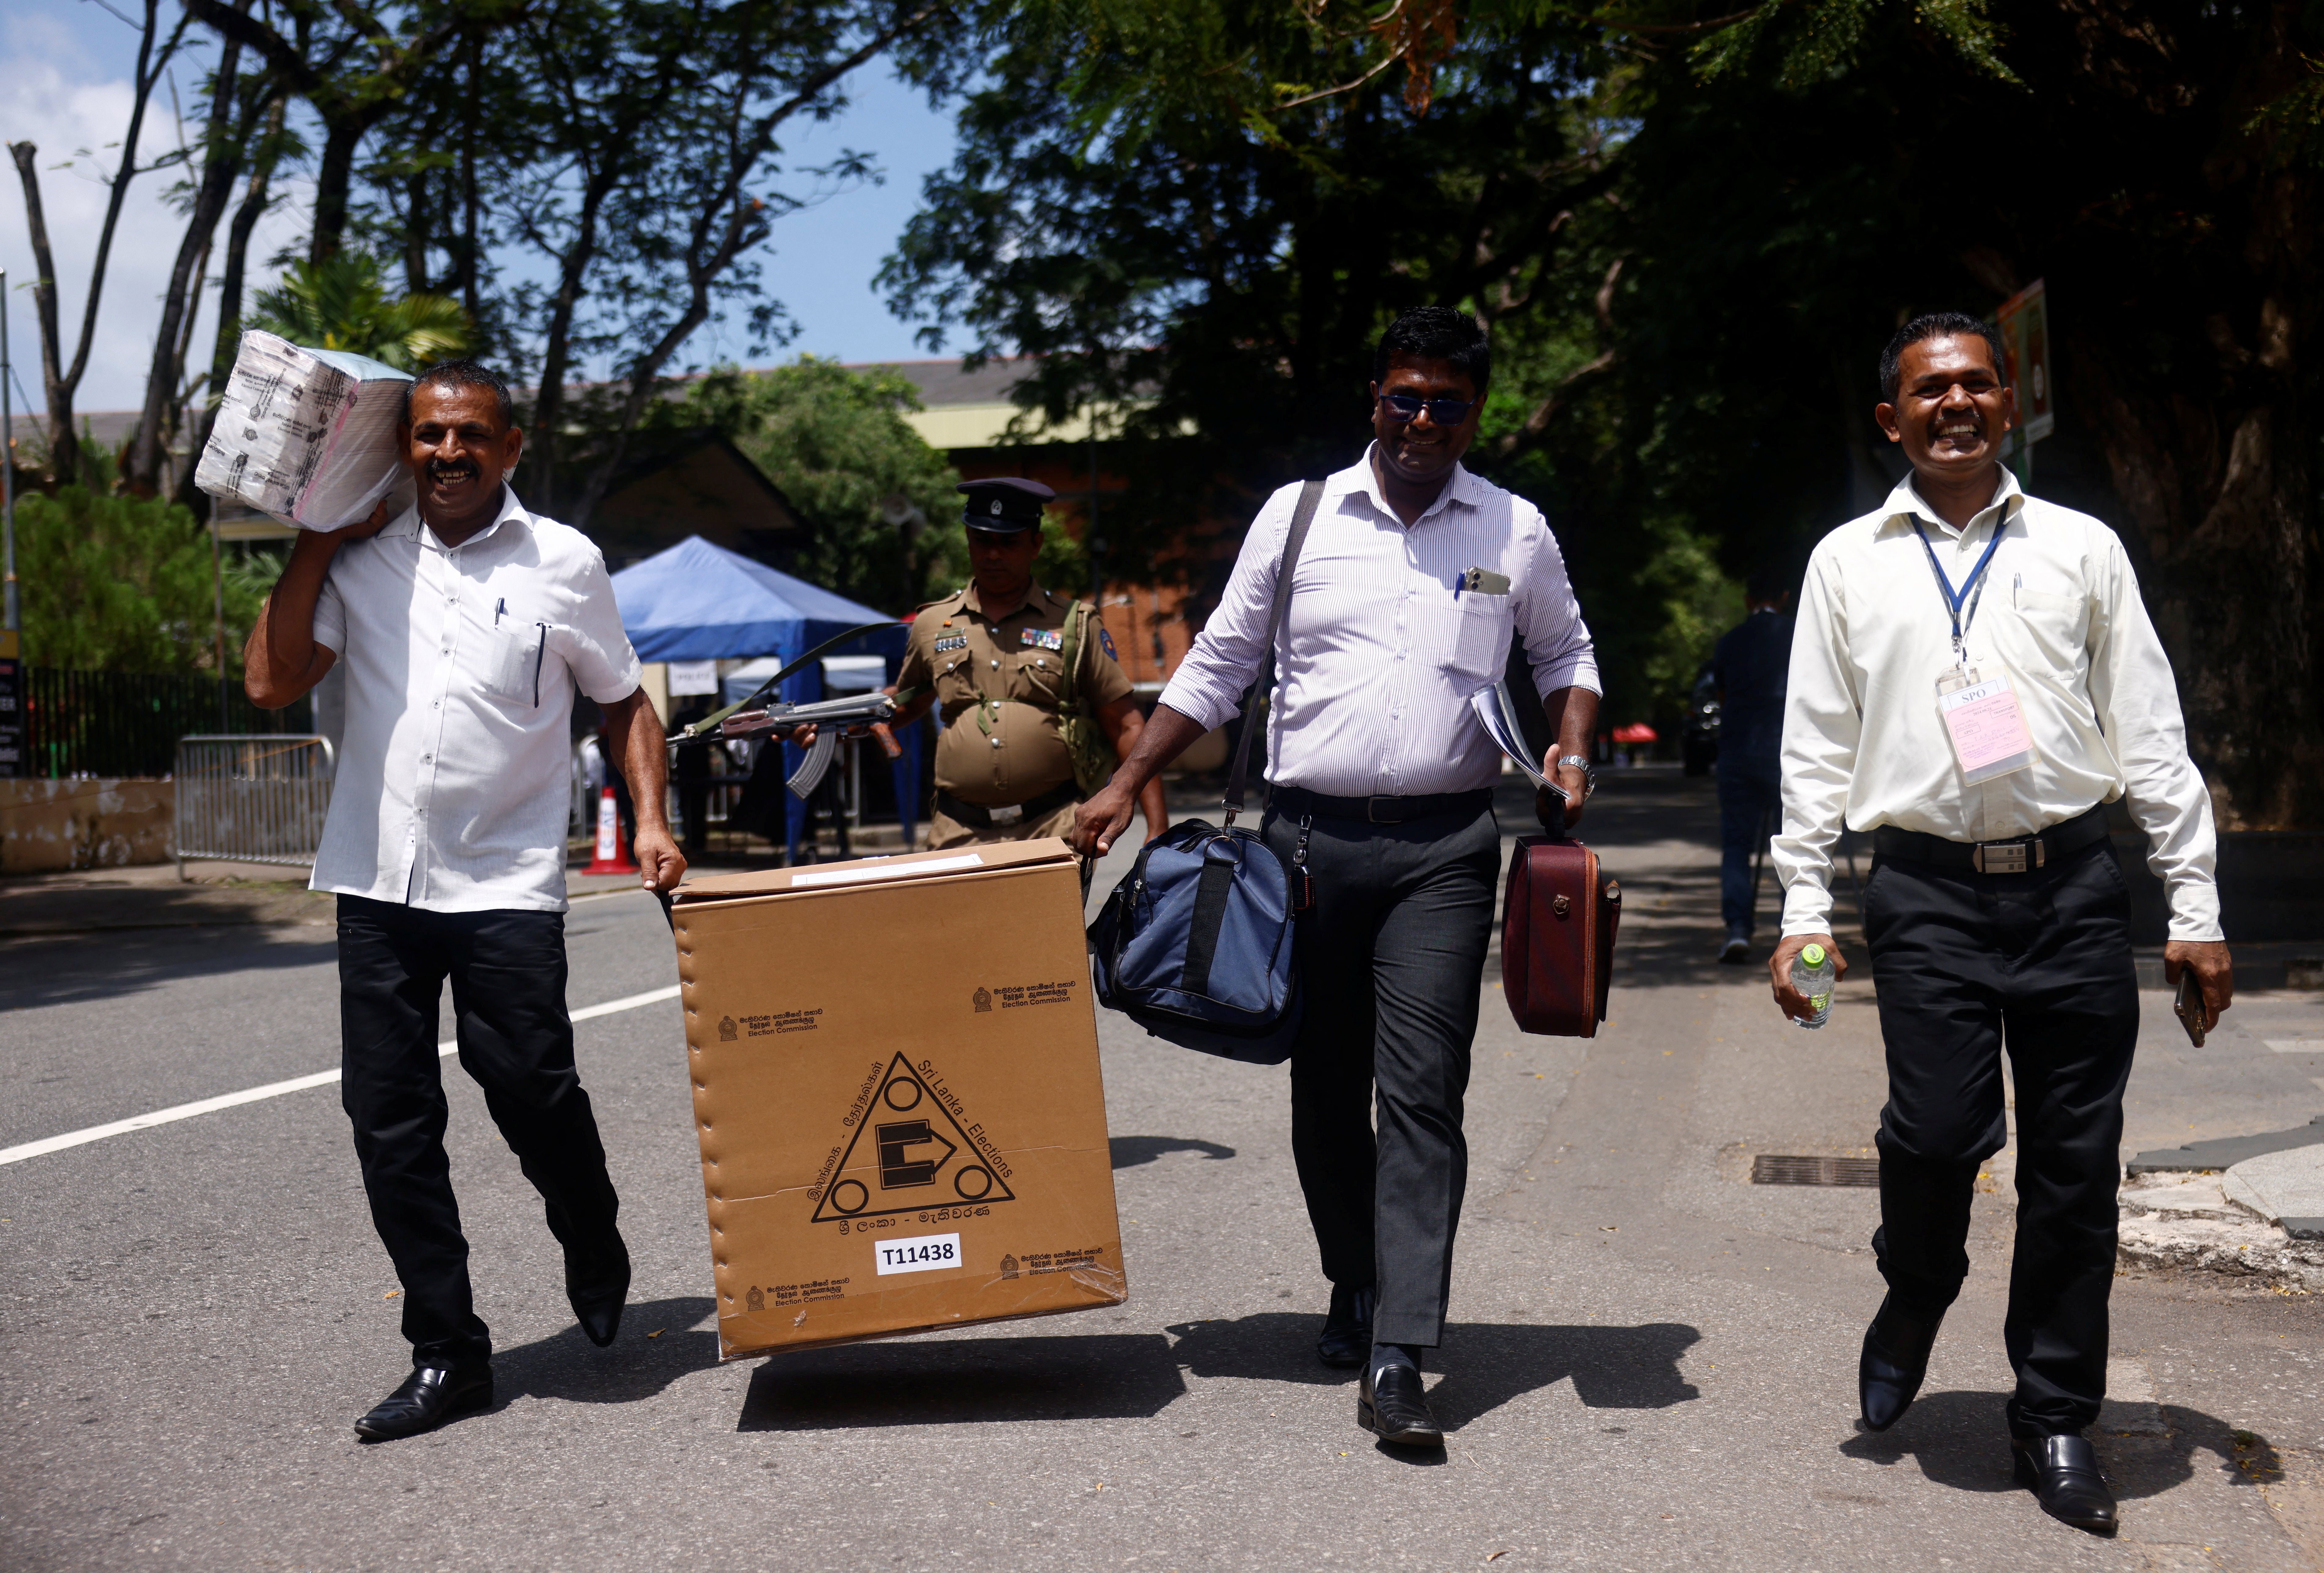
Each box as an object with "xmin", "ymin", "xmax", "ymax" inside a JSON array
[{"xmin": 958, "ymin": 476, "xmax": 1054, "ymax": 534}]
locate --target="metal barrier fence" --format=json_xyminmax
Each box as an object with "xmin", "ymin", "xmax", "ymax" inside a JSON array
[
  {"xmin": 174, "ymin": 735, "xmax": 335, "ymax": 876},
  {"xmin": 24, "ymin": 669, "xmax": 311, "ymax": 779}
]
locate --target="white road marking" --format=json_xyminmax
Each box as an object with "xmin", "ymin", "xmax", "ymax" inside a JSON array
[{"xmin": 0, "ymin": 985, "xmax": 680, "ymax": 1167}]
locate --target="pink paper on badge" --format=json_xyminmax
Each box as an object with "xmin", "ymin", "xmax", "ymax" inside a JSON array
[{"xmin": 1937, "ymin": 673, "xmax": 2037, "ymax": 782}]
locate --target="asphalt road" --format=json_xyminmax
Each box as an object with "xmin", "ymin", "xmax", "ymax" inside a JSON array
[{"xmin": 5, "ymin": 769, "xmax": 2323, "ymax": 1571}]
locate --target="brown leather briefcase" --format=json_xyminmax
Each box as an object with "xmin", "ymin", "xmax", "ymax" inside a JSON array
[{"xmin": 1501, "ymin": 835, "xmax": 1621, "ymax": 1036}]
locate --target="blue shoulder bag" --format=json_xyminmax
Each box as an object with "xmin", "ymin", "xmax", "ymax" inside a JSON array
[{"xmin": 1087, "ymin": 481, "xmax": 1322, "ymax": 1064}]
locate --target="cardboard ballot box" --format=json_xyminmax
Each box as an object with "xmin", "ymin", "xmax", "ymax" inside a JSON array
[{"xmin": 670, "ymin": 838, "xmax": 1125, "ymax": 1359}]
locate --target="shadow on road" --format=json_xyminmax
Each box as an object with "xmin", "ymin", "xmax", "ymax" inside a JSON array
[
  {"xmin": 0, "ymin": 925, "xmax": 339, "ymax": 1010},
  {"xmin": 1163, "ymin": 1314, "xmax": 1702, "ymax": 1428},
  {"xmin": 492, "ymin": 1296, "xmax": 720, "ymax": 1405},
  {"xmin": 1839, "ymin": 1391, "xmax": 2259, "ymax": 1505},
  {"xmin": 735, "ymin": 1332, "xmax": 1186, "ymax": 1431},
  {"xmin": 1110, "ymin": 1135, "xmax": 1237, "ymax": 1169}
]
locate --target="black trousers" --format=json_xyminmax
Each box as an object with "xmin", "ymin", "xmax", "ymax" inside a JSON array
[
  {"xmin": 1861, "ymin": 839, "xmax": 2138, "ymax": 1437},
  {"xmin": 337, "ymin": 895, "xmax": 621, "ymax": 1366},
  {"xmin": 1263, "ymin": 802, "xmax": 1501, "ymax": 1349}
]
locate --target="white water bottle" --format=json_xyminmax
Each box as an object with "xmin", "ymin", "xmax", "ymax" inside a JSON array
[{"xmin": 1791, "ymin": 942, "xmax": 1835, "ymax": 1030}]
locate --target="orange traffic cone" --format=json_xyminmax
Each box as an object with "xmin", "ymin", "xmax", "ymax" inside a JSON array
[{"xmin": 583, "ymin": 786, "xmax": 638, "ymax": 875}]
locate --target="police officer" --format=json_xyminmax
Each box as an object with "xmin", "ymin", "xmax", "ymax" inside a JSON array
[{"xmin": 890, "ymin": 477, "xmax": 1166, "ymax": 849}]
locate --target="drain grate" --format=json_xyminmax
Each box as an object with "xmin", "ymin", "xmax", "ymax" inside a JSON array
[{"xmin": 1752, "ymin": 1154, "xmax": 1880, "ymax": 1187}]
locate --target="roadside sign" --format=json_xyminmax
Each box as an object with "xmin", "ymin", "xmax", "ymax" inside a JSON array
[
  {"xmin": 0, "ymin": 655, "xmax": 22, "ymax": 778},
  {"xmin": 1996, "ymin": 279, "xmax": 2054, "ymax": 445}
]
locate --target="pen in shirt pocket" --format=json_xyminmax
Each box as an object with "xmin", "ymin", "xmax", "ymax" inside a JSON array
[{"xmin": 495, "ymin": 597, "xmax": 507, "ymax": 625}]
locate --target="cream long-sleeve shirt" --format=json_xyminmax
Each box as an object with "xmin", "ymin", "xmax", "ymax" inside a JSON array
[{"xmin": 1774, "ymin": 469, "xmax": 2221, "ymax": 941}]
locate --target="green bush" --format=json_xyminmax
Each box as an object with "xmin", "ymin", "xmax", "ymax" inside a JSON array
[{"xmin": 14, "ymin": 481, "xmax": 271, "ymax": 674}]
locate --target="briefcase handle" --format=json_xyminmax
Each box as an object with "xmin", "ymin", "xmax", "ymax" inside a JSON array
[{"xmin": 1534, "ymin": 783, "xmax": 1568, "ymax": 840}]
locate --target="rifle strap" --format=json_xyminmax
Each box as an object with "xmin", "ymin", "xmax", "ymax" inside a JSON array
[
  {"xmin": 1223, "ymin": 480, "xmax": 1323, "ymax": 827},
  {"xmin": 1058, "ymin": 598, "xmax": 1085, "ymax": 717}
]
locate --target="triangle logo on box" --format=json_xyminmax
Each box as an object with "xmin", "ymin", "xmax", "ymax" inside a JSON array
[{"xmin": 811, "ymin": 1053, "xmax": 1018, "ymax": 1223}]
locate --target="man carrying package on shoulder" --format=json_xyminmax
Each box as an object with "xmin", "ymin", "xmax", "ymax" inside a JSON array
[
  {"xmin": 245, "ymin": 359, "xmax": 686, "ymax": 1441},
  {"xmin": 1769, "ymin": 313, "xmax": 2231, "ymax": 1535},
  {"xmin": 1074, "ymin": 307, "xmax": 1599, "ymax": 1448}
]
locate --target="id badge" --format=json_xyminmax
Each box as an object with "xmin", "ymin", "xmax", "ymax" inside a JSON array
[{"xmin": 1935, "ymin": 664, "xmax": 2037, "ymax": 784}]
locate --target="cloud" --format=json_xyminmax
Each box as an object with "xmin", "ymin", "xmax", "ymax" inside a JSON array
[{"xmin": 0, "ymin": 35, "xmax": 304, "ymax": 413}]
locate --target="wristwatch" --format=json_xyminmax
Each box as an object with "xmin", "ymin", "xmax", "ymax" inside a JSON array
[{"xmin": 1555, "ymin": 754, "xmax": 1597, "ymax": 798}]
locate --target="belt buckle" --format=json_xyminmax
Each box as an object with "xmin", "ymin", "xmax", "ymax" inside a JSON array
[
  {"xmin": 1972, "ymin": 838, "xmax": 2041, "ymax": 874},
  {"xmin": 1365, "ymin": 795, "xmax": 1400, "ymax": 824},
  {"xmin": 989, "ymin": 803, "xmax": 1023, "ymax": 827}
]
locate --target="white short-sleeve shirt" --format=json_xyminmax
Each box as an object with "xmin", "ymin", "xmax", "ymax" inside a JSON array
[{"xmin": 310, "ymin": 484, "xmax": 643, "ymax": 912}]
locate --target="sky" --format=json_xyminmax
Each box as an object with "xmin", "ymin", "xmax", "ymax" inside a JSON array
[{"xmin": 0, "ymin": 0, "xmax": 967, "ymax": 413}]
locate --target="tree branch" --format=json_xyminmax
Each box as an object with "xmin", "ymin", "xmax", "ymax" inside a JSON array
[{"xmin": 180, "ymin": 0, "xmax": 321, "ymax": 97}]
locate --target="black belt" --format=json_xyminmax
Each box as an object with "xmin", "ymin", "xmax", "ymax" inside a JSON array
[
  {"xmin": 1873, "ymin": 803, "xmax": 2110, "ymax": 875},
  {"xmin": 1268, "ymin": 785, "xmax": 1494, "ymax": 825},
  {"xmin": 935, "ymin": 781, "xmax": 1080, "ymax": 831}
]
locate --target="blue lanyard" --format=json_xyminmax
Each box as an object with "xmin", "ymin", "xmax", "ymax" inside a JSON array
[{"xmin": 1911, "ymin": 518, "xmax": 2006, "ymax": 659}]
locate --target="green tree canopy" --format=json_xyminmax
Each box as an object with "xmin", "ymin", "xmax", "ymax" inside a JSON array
[
  {"xmin": 16, "ymin": 481, "xmax": 268, "ymax": 674},
  {"xmin": 887, "ymin": 0, "xmax": 2324, "ymax": 824},
  {"xmin": 660, "ymin": 357, "xmax": 967, "ymax": 611},
  {"xmin": 245, "ymin": 252, "xmax": 474, "ymax": 370}
]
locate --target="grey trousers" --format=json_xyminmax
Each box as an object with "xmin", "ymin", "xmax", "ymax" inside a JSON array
[{"xmin": 1263, "ymin": 801, "xmax": 1502, "ymax": 1348}]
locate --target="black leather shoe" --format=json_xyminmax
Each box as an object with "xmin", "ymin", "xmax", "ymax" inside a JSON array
[
  {"xmin": 1359, "ymin": 1364, "xmax": 1444, "ymax": 1447},
  {"xmin": 567, "ymin": 1229, "xmax": 631, "ymax": 1347},
  {"xmin": 2013, "ymin": 1434, "xmax": 2118, "ymax": 1535},
  {"xmin": 1858, "ymin": 1294, "xmax": 1945, "ymax": 1431},
  {"xmin": 353, "ymin": 1363, "xmax": 493, "ymax": 1442},
  {"xmin": 1316, "ymin": 1284, "xmax": 1376, "ymax": 1368}
]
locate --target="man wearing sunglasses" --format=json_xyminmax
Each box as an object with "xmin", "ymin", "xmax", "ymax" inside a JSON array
[{"xmin": 1074, "ymin": 306, "xmax": 1599, "ymax": 1448}]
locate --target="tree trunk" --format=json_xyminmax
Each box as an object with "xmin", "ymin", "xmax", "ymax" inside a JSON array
[
  {"xmin": 570, "ymin": 197, "xmax": 763, "ymax": 530},
  {"xmin": 127, "ymin": 42, "xmax": 249, "ymax": 495},
  {"xmin": 179, "ymin": 93, "xmax": 287, "ymax": 513},
  {"xmin": 521, "ymin": 163, "xmax": 619, "ymax": 514},
  {"xmin": 308, "ymin": 119, "xmax": 364, "ymax": 266},
  {"xmin": 8, "ymin": 0, "xmax": 183, "ymax": 483},
  {"xmin": 8, "ymin": 141, "xmax": 77, "ymax": 484}
]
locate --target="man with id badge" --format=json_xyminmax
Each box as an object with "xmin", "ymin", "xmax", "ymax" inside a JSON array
[
  {"xmin": 245, "ymin": 360, "xmax": 684, "ymax": 1442},
  {"xmin": 1769, "ymin": 314, "xmax": 2232, "ymax": 1534},
  {"xmin": 1074, "ymin": 307, "xmax": 1599, "ymax": 1448}
]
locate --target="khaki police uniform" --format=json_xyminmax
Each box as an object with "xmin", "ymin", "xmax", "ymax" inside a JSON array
[{"xmin": 897, "ymin": 581, "xmax": 1133, "ymax": 849}]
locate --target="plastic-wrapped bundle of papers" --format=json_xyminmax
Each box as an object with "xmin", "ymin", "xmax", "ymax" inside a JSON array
[{"xmin": 194, "ymin": 331, "xmax": 416, "ymax": 530}]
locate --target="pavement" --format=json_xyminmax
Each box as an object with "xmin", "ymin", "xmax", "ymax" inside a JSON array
[{"xmin": 5, "ymin": 767, "xmax": 2324, "ymax": 1570}]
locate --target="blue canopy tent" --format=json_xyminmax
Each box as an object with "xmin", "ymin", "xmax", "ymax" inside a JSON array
[{"xmin": 608, "ymin": 535, "xmax": 918, "ymax": 861}]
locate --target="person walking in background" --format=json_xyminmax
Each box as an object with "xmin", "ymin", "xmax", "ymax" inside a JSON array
[
  {"xmin": 1769, "ymin": 313, "xmax": 2231, "ymax": 1535},
  {"xmin": 244, "ymin": 359, "xmax": 686, "ymax": 1443},
  {"xmin": 1712, "ymin": 565, "xmax": 1793, "ymax": 962},
  {"xmin": 1073, "ymin": 306, "xmax": 1598, "ymax": 1449}
]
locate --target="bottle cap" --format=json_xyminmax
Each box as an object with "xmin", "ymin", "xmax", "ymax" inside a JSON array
[{"xmin": 1801, "ymin": 943, "xmax": 1826, "ymax": 967}]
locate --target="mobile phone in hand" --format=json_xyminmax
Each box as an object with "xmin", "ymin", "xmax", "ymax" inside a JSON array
[{"xmin": 2173, "ymin": 967, "xmax": 2208, "ymax": 1048}]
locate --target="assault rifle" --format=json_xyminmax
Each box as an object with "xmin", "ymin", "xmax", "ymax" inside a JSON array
[
  {"xmin": 665, "ymin": 620, "xmax": 903, "ymax": 800},
  {"xmin": 716, "ymin": 693, "xmax": 902, "ymax": 800}
]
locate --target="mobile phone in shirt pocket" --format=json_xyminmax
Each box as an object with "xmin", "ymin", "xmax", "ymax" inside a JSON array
[
  {"xmin": 480, "ymin": 620, "xmax": 548, "ymax": 706},
  {"xmin": 1435, "ymin": 589, "xmax": 1509, "ymax": 685}
]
